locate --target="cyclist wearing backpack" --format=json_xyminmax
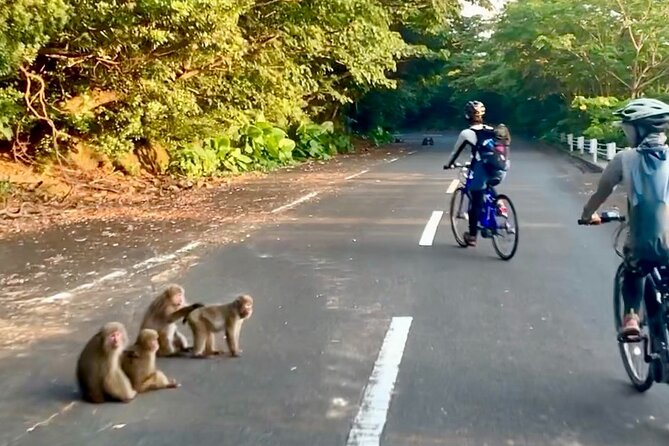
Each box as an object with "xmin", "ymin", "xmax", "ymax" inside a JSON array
[
  {"xmin": 446, "ymin": 100, "xmax": 511, "ymax": 247},
  {"xmin": 581, "ymin": 98, "xmax": 669, "ymax": 338}
]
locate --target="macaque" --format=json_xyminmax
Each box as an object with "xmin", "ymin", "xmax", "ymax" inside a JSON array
[
  {"xmin": 122, "ymin": 329, "xmax": 180, "ymax": 393},
  {"xmin": 76, "ymin": 322, "xmax": 136, "ymax": 403},
  {"xmin": 139, "ymin": 284, "xmax": 203, "ymax": 356},
  {"xmin": 182, "ymin": 295, "xmax": 254, "ymax": 358}
]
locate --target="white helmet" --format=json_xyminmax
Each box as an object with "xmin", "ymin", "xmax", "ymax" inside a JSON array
[{"xmin": 614, "ymin": 98, "xmax": 669, "ymax": 131}]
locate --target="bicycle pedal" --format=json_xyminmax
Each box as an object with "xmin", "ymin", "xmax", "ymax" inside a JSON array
[{"xmin": 617, "ymin": 333, "xmax": 645, "ymax": 343}]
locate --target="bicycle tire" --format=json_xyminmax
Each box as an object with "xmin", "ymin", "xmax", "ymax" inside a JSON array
[
  {"xmin": 450, "ymin": 187, "xmax": 469, "ymax": 247},
  {"xmin": 613, "ymin": 262, "xmax": 654, "ymax": 392},
  {"xmin": 491, "ymin": 194, "xmax": 519, "ymax": 260}
]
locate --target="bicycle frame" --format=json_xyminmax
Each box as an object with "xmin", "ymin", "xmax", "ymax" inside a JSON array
[
  {"xmin": 458, "ymin": 164, "xmax": 499, "ymax": 232},
  {"xmin": 638, "ymin": 267, "xmax": 669, "ymax": 383}
]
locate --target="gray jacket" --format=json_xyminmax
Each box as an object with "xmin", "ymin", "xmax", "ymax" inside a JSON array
[{"xmin": 582, "ymin": 133, "xmax": 669, "ymax": 262}]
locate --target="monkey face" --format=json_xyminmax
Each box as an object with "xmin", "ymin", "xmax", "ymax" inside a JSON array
[
  {"xmin": 237, "ymin": 296, "xmax": 254, "ymax": 318},
  {"xmin": 171, "ymin": 292, "xmax": 185, "ymax": 309},
  {"xmin": 107, "ymin": 330, "xmax": 124, "ymax": 350},
  {"xmin": 147, "ymin": 338, "xmax": 159, "ymax": 352},
  {"xmin": 139, "ymin": 329, "xmax": 160, "ymax": 352}
]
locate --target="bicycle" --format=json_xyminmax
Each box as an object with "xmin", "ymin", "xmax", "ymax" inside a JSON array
[
  {"xmin": 579, "ymin": 211, "xmax": 669, "ymax": 392},
  {"xmin": 444, "ymin": 162, "xmax": 519, "ymax": 260}
]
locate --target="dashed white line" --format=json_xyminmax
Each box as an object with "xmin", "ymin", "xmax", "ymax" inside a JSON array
[
  {"xmin": 387, "ymin": 157, "xmax": 399, "ymax": 163},
  {"xmin": 133, "ymin": 241, "xmax": 202, "ymax": 271},
  {"xmin": 271, "ymin": 191, "xmax": 319, "ymax": 214},
  {"xmin": 446, "ymin": 179, "xmax": 459, "ymax": 194},
  {"xmin": 346, "ymin": 316, "xmax": 413, "ymax": 446},
  {"xmin": 407, "ymin": 151, "xmax": 417, "ymax": 155},
  {"xmin": 418, "ymin": 211, "xmax": 443, "ymax": 246},
  {"xmin": 346, "ymin": 169, "xmax": 369, "ymax": 180},
  {"xmin": 37, "ymin": 241, "xmax": 202, "ymax": 304}
]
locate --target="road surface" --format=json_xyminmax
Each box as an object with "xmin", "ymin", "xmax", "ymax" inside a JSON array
[{"xmin": 1, "ymin": 133, "xmax": 668, "ymax": 446}]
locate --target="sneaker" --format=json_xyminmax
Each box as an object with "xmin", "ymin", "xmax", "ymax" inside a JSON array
[
  {"xmin": 464, "ymin": 233, "xmax": 477, "ymax": 247},
  {"xmin": 496, "ymin": 202, "xmax": 508, "ymax": 217},
  {"xmin": 620, "ymin": 312, "xmax": 640, "ymax": 338}
]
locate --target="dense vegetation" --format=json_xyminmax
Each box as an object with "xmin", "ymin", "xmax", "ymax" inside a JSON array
[
  {"xmin": 355, "ymin": 0, "xmax": 669, "ymax": 145},
  {"xmin": 0, "ymin": 0, "xmax": 475, "ymax": 177},
  {"xmin": 1, "ymin": 0, "xmax": 667, "ymax": 178}
]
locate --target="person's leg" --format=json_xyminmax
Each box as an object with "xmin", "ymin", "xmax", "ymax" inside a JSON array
[
  {"xmin": 621, "ymin": 264, "xmax": 644, "ymax": 336},
  {"xmin": 466, "ymin": 190, "xmax": 484, "ymax": 246}
]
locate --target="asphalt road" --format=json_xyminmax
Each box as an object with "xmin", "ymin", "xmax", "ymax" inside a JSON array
[{"xmin": 2, "ymin": 133, "xmax": 669, "ymax": 446}]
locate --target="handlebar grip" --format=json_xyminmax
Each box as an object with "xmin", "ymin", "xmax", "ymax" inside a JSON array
[
  {"xmin": 577, "ymin": 215, "xmax": 626, "ymax": 225},
  {"xmin": 602, "ymin": 215, "xmax": 626, "ymax": 223}
]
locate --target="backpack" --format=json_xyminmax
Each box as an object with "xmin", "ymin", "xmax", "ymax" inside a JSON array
[
  {"xmin": 472, "ymin": 124, "xmax": 511, "ymax": 174},
  {"xmin": 628, "ymin": 145, "xmax": 669, "ymax": 263}
]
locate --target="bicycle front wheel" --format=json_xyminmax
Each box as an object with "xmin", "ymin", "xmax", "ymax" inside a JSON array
[
  {"xmin": 614, "ymin": 263, "xmax": 653, "ymax": 392},
  {"xmin": 491, "ymin": 194, "xmax": 519, "ymax": 260},
  {"xmin": 450, "ymin": 187, "xmax": 470, "ymax": 247}
]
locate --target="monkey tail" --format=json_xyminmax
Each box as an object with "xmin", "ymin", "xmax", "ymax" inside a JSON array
[{"xmin": 167, "ymin": 303, "xmax": 205, "ymax": 324}]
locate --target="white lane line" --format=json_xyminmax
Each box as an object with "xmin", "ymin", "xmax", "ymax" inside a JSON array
[
  {"xmin": 407, "ymin": 151, "xmax": 417, "ymax": 155},
  {"xmin": 132, "ymin": 241, "xmax": 202, "ymax": 271},
  {"xmin": 387, "ymin": 157, "xmax": 399, "ymax": 163},
  {"xmin": 418, "ymin": 211, "xmax": 443, "ymax": 246},
  {"xmin": 346, "ymin": 169, "xmax": 369, "ymax": 180},
  {"xmin": 346, "ymin": 316, "xmax": 413, "ymax": 446},
  {"xmin": 271, "ymin": 191, "xmax": 319, "ymax": 214},
  {"xmin": 446, "ymin": 179, "xmax": 459, "ymax": 194},
  {"xmin": 35, "ymin": 241, "xmax": 202, "ymax": 304}
]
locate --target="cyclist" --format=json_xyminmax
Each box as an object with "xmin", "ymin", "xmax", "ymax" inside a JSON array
[
  {"xmin": 581, "ymin": 98, "xmax": 669, "ymax": 338},
  {"xmin": 446, "ymin": 101, "xmax": 508, "ymax": 247}
]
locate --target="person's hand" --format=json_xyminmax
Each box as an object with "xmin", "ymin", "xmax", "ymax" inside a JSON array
[{"xmin": 588, "ymin": 213, "xmax": 602, "ymax": 225}]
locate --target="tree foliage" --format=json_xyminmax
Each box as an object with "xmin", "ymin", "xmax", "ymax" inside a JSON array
[
  {"xmin": 355, "ymin": 0, "xmax": 669, "ymax": 140},
  {"xmin": 0, "ymin": 0, "xmax": 473, "ymax": 176}
]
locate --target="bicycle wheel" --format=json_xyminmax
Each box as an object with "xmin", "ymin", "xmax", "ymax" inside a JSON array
[
  {"xmin": 613, "ymin": 263, "xmax": 653, "ymax": 392},
  {"xmin": 491, "ymin": 194, "xmax": 519, "ymax": 260},
  {"xmin": 450, "ymin": 187, "xmax": 470, "ymax": 247}
]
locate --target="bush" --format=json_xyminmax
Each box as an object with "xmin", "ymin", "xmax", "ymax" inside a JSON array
[{"xmin": 561, "ymin": 96, "xmax": 627, "ymax": 146}]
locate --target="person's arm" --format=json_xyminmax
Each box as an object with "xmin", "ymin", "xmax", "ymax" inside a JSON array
[
  {"xmin": 446, "ymin": 129, "xmax": 475, "ymax": 167},
  {"xmin": 581, "ymin": 153, "xmax": 624, "ymax": 220}
]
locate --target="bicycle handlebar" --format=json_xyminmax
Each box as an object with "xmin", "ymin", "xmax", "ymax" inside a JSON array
[{"xmin": 577, "ymin": 212, "xmax": 626, "ymax": 225}]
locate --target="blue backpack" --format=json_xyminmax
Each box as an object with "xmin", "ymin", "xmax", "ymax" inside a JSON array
[{"xmin": 473, "ymin": 124, "xmax": 511, "ymax": 174}]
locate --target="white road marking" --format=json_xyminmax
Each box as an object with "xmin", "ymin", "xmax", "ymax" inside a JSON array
[
  {"xmin": 418, "ymin": 211, "xmax": 443, "ymax": 246},
  {"xmin": 387, "ymin": 157, "xmax": 399, "ymax": 163},
  {"xmin": 36, "ymin": 241, "xmax": 202, "ymax": 304},
  {"xmin": 346, "ymin": 316, "xmax": 413, "ymax": 446},
  {"xmin": 407, "ymin": 151, "xmax": 417, "ymax": 155},
  {"xmin": 132, "ymin": 241, "xmax": 202, "ymax": 271},
  {"xmin": 346, "ymin": 169, "xmax": 369, "ymax": 180},
  {"xmin": 446, "ymin": 179, "xmax": 459, "ymax": 194},
  {"xmin": 271, "ymin": 191, "xmax": 319, "ymax": 214}
]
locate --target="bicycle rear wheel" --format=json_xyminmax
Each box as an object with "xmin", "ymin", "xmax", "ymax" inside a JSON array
[
  {"xmin": 491, "ymin": 194, "xmax": 519, "ymax": 260},
  {"xmin": 450, "ymin": 187, "xmax": 470, "ymax": 247},
  {"xmin": 613, "ymin": 263, "xmax": 653, "ymax": 392}
]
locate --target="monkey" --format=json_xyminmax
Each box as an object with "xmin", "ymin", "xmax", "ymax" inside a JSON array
[
  {"xmin": 139, "ymin": 284, "xmax": 204, "ymax": 356},
  {"xmin": 122, "ymin": 329, "xmax": 180, "ymax": 393},
  {"xmin": 76, "ymin": 322, "xmax": 137, "ymax": 404},
  {"xmin": 182, "ymin": 294, "xmax": 254, "ymax": 358}
]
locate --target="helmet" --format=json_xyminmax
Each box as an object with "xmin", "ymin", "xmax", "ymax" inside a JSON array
[
  {"xmin": 614, "ymin": 98, "xmax": 669, "ymax": 131},
  {"xmin": 464, "ymin": 101, "xmax": 486, "ymax": 120}
]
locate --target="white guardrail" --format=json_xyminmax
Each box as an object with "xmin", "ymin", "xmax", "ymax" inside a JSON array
[{"xmin": 559, "ymin": 132, "xmax": 629, "ymax": 165}]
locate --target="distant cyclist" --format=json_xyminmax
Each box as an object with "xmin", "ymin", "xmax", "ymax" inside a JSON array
[
  {"xmin": 581, "ymin": 98, "xmax": 669, "ymax": 338},
  {"xmin": 446, "ymin": 101, "xmax": 511, "ymax": 247}
]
